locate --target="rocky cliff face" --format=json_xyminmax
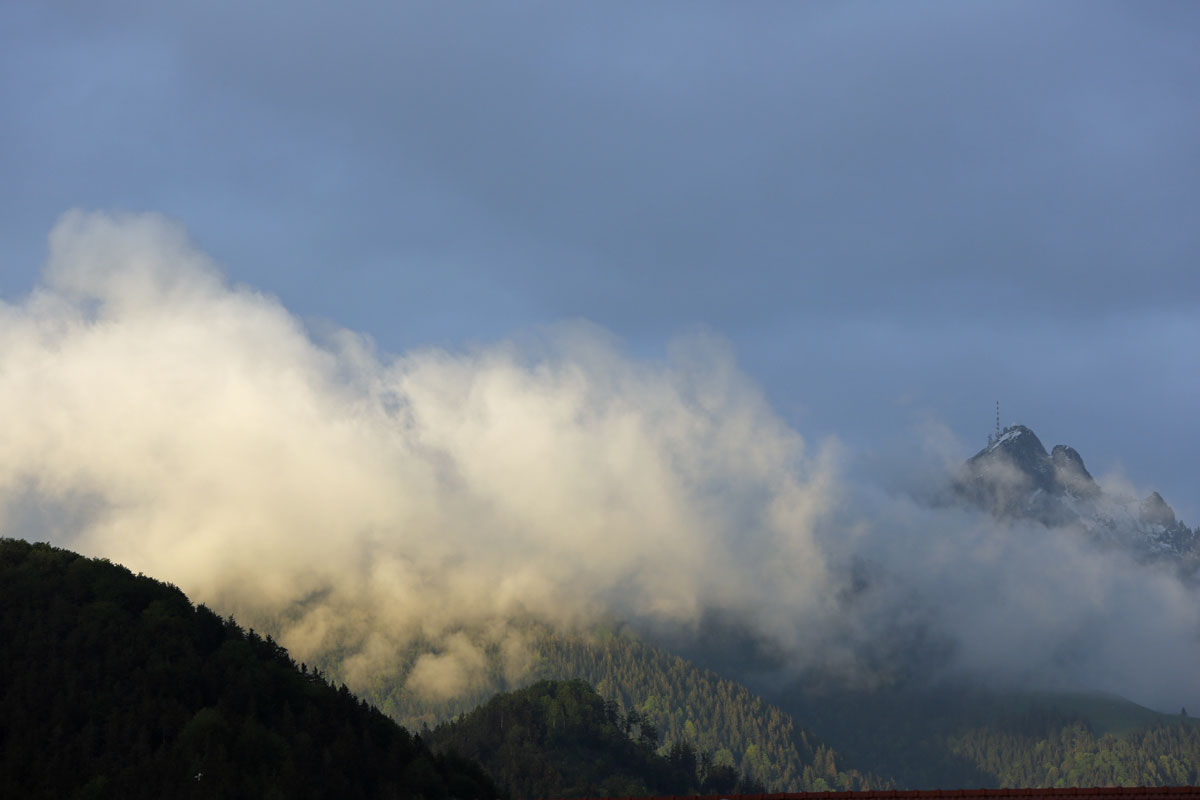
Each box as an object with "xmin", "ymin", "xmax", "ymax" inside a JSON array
[{"xmin": 957, "ymin": 424, "xmax": 1198, "ymax": 565}]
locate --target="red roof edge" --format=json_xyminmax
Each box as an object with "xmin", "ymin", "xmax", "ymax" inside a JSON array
[{"xmin": 538, "ymin": 789, "xmax": 1200, "ymax": 800}]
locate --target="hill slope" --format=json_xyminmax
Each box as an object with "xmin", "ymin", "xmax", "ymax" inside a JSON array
[
  {"xmin": 778, "ymin": 682, "xmax": 1200, "ymax": 789},
  {"xmin": 0, "ymin": 538, "xmax": 499, "ymax": 800},
  {"xmin": 429, "ymin": 679, "xmax": 750, "ymax": 799},
  {"xmin": 344, "ymin": 625, "xmax": 882, "ymax": 792},
  {"xmin": 530, "ymin": 630, "xmax": 882, "ymax": 791}
]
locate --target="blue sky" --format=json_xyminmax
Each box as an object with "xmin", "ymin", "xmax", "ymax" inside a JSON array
[{"xmin": 2, "ymin": 1, "xmax": 1198, "ymax": 519}]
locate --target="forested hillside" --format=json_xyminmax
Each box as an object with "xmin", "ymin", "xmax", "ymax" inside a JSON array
[
  {"xmin": 782, "ymin": 683, "xmax": 1200, "ymax": 789},
  {"xmin": 10, "ymin": 535, "xmax": 1200, "ymax": 795},
  {"xmin": 429, "ymin": 679, "xmax": 754, "ymax": 799},
  {"xmin": 345, "ymin": 624, "xmax": 883, "ymax": 792},
  {"xmin": 531, "ymin": 631, "xmax": 884, "ymax": 791},
  {"xmin": 0, "ymin": 539, "xmax": 498, "ymax": 800},
  {"xmin": 948, "ymin": 719, "xmax": 1200, "ymax": 787}
]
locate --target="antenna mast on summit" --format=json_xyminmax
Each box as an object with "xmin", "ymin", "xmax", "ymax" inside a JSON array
[{"xmin": 996, "ymin": 401, "xmax": 1001, "ymax": 439}]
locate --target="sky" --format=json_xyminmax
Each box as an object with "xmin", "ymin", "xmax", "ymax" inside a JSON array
[
  {"xmin": 3, "ymin": 2, "xmax": 1198, "ymax": 517},
  {"xmin": 2, "ymin": 3, "xmax": 1200, "ymax": 710}
]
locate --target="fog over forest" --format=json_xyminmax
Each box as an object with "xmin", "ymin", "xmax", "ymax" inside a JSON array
[{"xmin": 2, "ymin": 211, "xmax": 1197, "ymax": 712}]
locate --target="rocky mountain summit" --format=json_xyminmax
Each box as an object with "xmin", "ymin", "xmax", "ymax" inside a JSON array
[{"xmin": 957, "ymin": 424, "xmax": 1199, "ymax": 564}]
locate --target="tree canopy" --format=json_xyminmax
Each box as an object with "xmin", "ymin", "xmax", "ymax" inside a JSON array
[{"xmin": 0, "ymin": 538, "xmax": 499, "ymax": 800}]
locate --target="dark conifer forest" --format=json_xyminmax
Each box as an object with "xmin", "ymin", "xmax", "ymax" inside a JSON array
[
  {"xmin": 346, "ymin": 625, "xmax": 885, "ymax": 792},
  {"xmin": 781, "ymin": 684, "xmax": 1200, "ymax": 789},
  {"xmin": 0, "ymin": 538, "xmax": 499, "ymax": 800},
  {"xmin": 6, "ymin": 536, "xmax": 1200, "ymax": 796},
  {"xmin": 428, "ymin": 679, "xmax": 733, "ymax": 799}
]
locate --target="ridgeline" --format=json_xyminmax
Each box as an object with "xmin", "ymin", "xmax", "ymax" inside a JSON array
[{"xmin": 0, "ymin": 538, "xmax": 499, "ymax": 800}]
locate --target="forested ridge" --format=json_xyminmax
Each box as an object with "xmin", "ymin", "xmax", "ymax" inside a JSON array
[
  {"xmin": 0, "ymin": 538, "xmax": 499, "ymax": 800},
  {"xmin": 948, "ymin": 718, "xmax": 1200, "ymax": 787},
  {"xmin": 530, "ymin": 631, "xmax": 885, "ymax": 791},
  {"xmin": 428, "ymin": 679, "xmax": 759, "ymax": 799},
  {"xmin": 349, "ymin": 624, "xmax": 884, "ymax": 792},
  {"xmin": 781, "ymin": 684, "xmax": 1200, "ymax": 789},
  {"xmin": 14, "ymin": 534, "xmax": 1200, "ymax": 796}
]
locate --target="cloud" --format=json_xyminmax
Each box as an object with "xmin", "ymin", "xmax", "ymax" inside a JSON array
[
  {"xmin": 0, "ymin": 209, "xmax": 837, "ymax": 685},
  {"xmin": 2, "ymin": 210, "xmax": 1197, "ymax": 713},
  {"xmin": 830, "ymin": 448, "xmax": 1200, "ymax": 710},
  {"xmin": 4, "ymin": 2, "xmax": 1198, "ymax": 536},
  {"xmin": 405, "ymin": 633, "xmax": 491, "ymax": 702}
]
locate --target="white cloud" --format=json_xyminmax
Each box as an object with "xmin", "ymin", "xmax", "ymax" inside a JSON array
[
  {"xmin": 2, "ymin": 209, "xmax": 1197, "ymax": 713},
  {"xmin": 0, "ymin": 210, "xmax": 836, "ymax": 686}
]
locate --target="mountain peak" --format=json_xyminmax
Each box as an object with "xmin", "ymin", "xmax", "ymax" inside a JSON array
[
  {"xmin": 967, "ymin": 424, "xmax": 1103, "ymax": 501},
  {"xmin": 957, "ymin": 422, "xmax": 1196, "ymax": 564},
  {"xmin": 1050, "ymin": 444, "xmax": 1089, "ymax": 475},
  {"xmin": 1050, "ymin": 444, "xmax": 1100, "ymax": 499},
  {"xmin": 1141, "ymin": 490, "xmax": 1178, "ymax": 528},
  {"xmin": 981, "ymin": 423, "xmax": 1039, "ymax": 454},
  {"xmin": 968, "ymin": 423, "xmax": 1056, "ymax": 497}
]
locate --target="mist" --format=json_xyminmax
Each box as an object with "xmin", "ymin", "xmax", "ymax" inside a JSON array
[{"xmin": 2, "ymin": 210, "xmax": 1197, "ymax": 713}]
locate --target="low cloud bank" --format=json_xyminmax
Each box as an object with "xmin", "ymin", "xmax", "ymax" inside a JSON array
[{"xmin": 1, "ymin": 211, "xmax": 1196, "ymax": 711}]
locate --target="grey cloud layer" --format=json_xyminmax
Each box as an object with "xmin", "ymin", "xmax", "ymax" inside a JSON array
[
  {"xmin": 6, "ymin": 3, "xmax": 1196, "ymax": 317},
  {"xmin": 2, "ymin": 212, "xmax": 1198, "ymax": 710},
  {"xmin": 3, "ymin": 3, "xmax": 1197, "ymax": 521}
]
